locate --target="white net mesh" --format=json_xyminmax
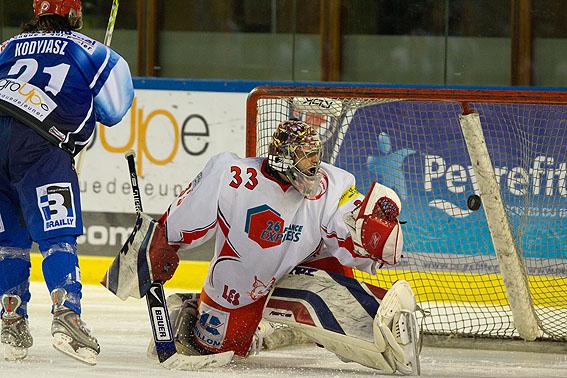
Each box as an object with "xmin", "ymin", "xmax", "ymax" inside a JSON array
[{"xmin": 248, "ymin": 88, "xmax": 567, "ymax": 341}]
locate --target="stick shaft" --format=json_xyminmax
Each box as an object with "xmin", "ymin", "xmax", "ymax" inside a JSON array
[
  {"xmin": 124, "ymin": 151, "xmax": 176, "ymax": 363},
  {"xmin": 126, "ymin": 153, "xmax": 143, "ymax": 213},
  {"xmin": 104, "ymin": 0, "xmax": 120, "ymax": 46}
]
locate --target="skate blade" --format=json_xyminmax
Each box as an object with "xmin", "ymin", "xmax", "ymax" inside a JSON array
[
  {"xmin": 3, "ymin": 344, "xmax": 28, "ymax": 361},
  {"xmin": 52, "ymin": 333, "xmax": 97, "ymax": 366},
  {"xmin": 161, "ymin": 350, "xmax": 234, "ymax": 370}
]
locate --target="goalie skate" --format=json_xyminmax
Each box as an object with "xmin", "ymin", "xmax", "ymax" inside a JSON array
[
  {"xmin": 1, "ymin": 295, "xmax": 33, "ymax": 361},
  {"xmin": 375, "ymin": 280, "xmax": 421, "ymax": 376},
  {"xmin": 390, "ymin": 310, "xmax": 420, "ymax": 375}
]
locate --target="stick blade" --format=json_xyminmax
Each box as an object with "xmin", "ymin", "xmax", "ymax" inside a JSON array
[{"xmin": 161, "ymin": 350, "xmax": 234, "ymax": 370}]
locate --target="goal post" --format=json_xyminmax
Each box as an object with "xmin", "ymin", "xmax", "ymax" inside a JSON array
[
  {"xmin": 246, "ymin": 85, "xmax": 567, "ymax": 342},
  {"xmin": 459, "ymin": 112, "xmax": 540, "ymax": 341}
]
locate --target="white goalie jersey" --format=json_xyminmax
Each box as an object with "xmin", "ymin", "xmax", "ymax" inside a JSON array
[{"xmin": 163, "ymin": 152, "xmax": 378, "ymax": 309}]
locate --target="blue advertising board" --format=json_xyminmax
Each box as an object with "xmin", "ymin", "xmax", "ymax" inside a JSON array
[{"xmin": 334, "ymin": 101, "xmax": 567, "ymax": 260}]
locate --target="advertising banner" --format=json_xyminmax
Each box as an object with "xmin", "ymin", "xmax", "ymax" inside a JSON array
[
  {"xmin": 77, "ymin": 88, "xmax": 248, "ymax": 256},
  {"xmin": 80, "ymin": 89, "xmax": 248, "ymax": 214},
  {"xmin": 334, "ymin": 101, "xmax": 566, "ymax": 267}
]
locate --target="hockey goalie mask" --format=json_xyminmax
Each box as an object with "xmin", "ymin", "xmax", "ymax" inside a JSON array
[
  {"xmin": 34, "ymin": 0, "xmax": 82, "ymax": 28},
  {"xmin": 268, "ymin": 119, "xmax": 323, "ymax": 197}
]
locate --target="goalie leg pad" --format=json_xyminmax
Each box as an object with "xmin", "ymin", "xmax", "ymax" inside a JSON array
[
  {"xmin": 300, "ymin": 326, "xmax": 395, "ymax": 373},
  {"xmin": 263, "ymin": 268, "xmax": 397, "ymax": 372}
]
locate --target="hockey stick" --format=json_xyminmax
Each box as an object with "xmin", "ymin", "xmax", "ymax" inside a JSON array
[
  {"xmin": 122, "ymin": 151, "xmax": 234, "ymax": 370},
  {"xmin": 124, "ymin": 150, "xmax": 177, "ymax": 363},
  {"xmin": 75, "ymin": 0, "xmax": 120, "ymax": 176},
  {"xmin": 103, "ymin": 0, "xmax": 120, "ymax": 46}
]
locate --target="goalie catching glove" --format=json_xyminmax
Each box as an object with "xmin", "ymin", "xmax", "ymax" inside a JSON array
[
  {"xmin": 344, "ymin": 182, "xmax": 403, "ymax": 265},
  {"xmin": 101, "ymin": 213, "xmax": 180, "ymax": 300}
]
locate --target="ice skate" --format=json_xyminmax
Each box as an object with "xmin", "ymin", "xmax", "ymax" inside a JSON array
[
  {"xmin": 50, "ymin": 289, "xmax": 100, "ymax": 365},
  {"xmin": 1, "ymin": 295, "xmax": 33, "ymax": 361}
]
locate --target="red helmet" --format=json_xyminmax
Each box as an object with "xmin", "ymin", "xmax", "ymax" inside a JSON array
[{"xmin": 33, "ymin": 0, "xmax": 82, "ymax": 24}]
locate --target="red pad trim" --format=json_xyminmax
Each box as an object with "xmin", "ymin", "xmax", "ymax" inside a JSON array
[{"xmin": 364, "ymin": 282, "xmax": 387, "ymax": 300}]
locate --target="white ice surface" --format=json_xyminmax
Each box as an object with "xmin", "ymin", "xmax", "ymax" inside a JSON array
[{"xmin": 1, "ymin": 282, "xmax": 566, "ymax": 378}]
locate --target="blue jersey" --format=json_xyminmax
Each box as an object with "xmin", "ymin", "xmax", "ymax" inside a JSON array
[{"xmin": 0, "ymin": 31, "xmax": 133, "ymax": 155}]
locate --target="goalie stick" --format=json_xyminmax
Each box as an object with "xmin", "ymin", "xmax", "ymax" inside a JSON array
[
  {"xmin": 75, "ymin": 0, "xmax": 120, "ymax": 176},
  {"xmin": 122, "ymin": 151, "xmax": 234, "ymax": 370},
  {"xmin": 124, "ymin": 150, "xmax": 177, "ymax": 363}
]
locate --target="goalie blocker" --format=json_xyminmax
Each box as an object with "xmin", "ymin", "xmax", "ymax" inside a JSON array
[{"xmin": 101, "ymin": 213, "xmax": 179, "ymax": 300}]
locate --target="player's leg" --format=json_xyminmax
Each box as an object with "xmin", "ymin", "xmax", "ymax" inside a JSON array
[
  {"xmin": 11, "ymin": 124, "xmax": 99, "ymax": 364},
  {"xmin": 0, "ymin": 201, "xmax": 34, "ymax": 361},
  {"xmin": 161, "ymin": 290, "xmax": 266, "ymax": 356},
  {"xmin": 193, "ymin": 290, "xmax": 267, "ymax": 356},
  {"xmin": 263, "ymin": 267, "xmax": 420, "ymax": 375},
  {"xmin": 0, "ymin": 119, "xmax": 34, "ymax": 361},
  {"xmin": 158, "ymin": 291, "xmax": 293, "ymax": 358}
]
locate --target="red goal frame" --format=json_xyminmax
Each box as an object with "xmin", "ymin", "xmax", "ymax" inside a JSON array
[{"xmin": 246, "ymin": 85, "xmax": 567, "ymax": 157}]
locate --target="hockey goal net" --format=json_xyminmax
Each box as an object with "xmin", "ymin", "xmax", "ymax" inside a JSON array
[{"xmin": 246, "ymin": 85, "xmax": 567, "ymax": 342}]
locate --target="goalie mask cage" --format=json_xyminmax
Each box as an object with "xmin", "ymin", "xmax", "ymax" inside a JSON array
[{"xmin": 246, "ymin": 85, "xmax": 567, "ymax": 342}]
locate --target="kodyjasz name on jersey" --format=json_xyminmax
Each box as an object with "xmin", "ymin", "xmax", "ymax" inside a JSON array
[{"xmin": 14, "ymin": 40, "xmax": 69, "ymax": 57}]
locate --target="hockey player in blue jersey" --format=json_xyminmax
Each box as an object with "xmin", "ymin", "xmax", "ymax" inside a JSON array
[{"xmin": 0, "ymin": 0, "xmax": 133, "ymax": 365}]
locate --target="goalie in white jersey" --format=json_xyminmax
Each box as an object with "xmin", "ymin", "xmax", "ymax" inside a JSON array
[{"xmin": 110, "ymin": 119, "xmax": 421, "ymax": 374}]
